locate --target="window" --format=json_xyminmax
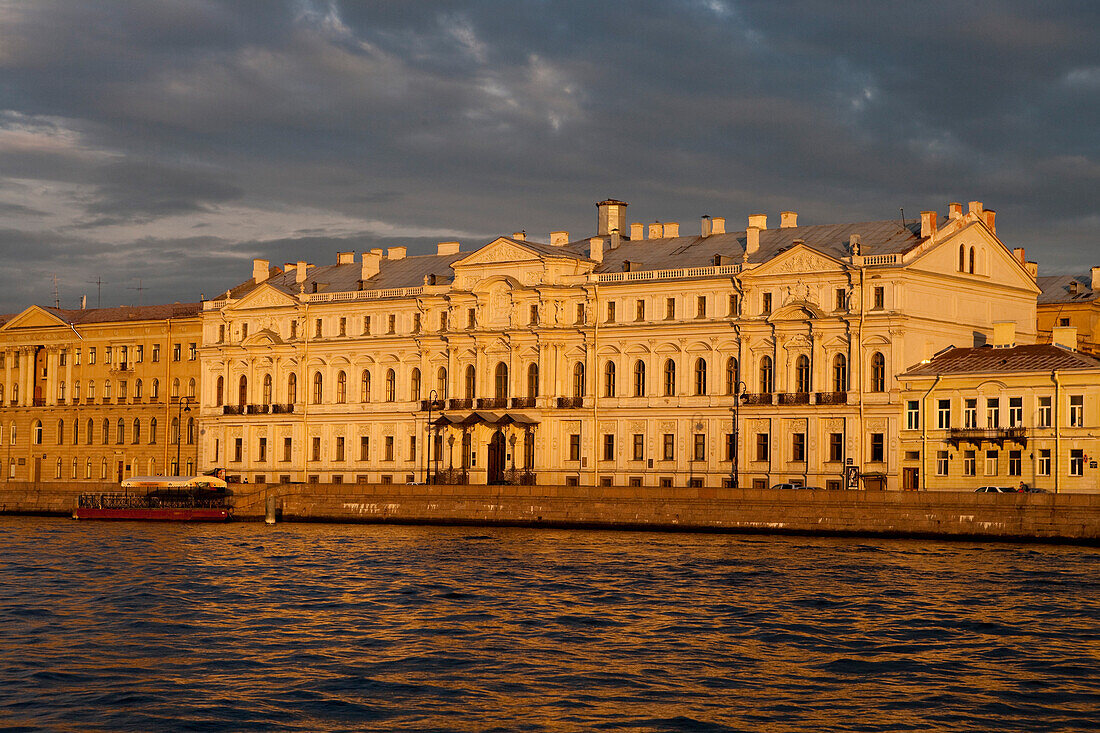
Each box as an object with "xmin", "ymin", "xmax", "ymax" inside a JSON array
[
  {"xmin": 762, "ymin": 292, "xmax": 772, "ymax": 315},
  {"xmin": 696, "ymin": 296, "xmax": 706, "ymax": 318},
  {"xmin": 693, "ymin": 433, "xmax": 706, "ymax": 461},
  {"xmin": 959, "ymin": 244, "xmax": 965, "ymax": 272},
  {"xmin": 172, "ymin": 343, "xmax": 181, "ymax": 361},
  {"xmin": 795, "ymin": 355, "xmax": 810, "ymax": 394},
  {"xmin": 572, "ymin": 362, "xmax": 585, "ymax": 398},
  {"xmin": 32, "ymin": 421, "xmax": 42, "ymax": 445},
  {"xmin": 936, "ymin": 451, "xmax": 949, "ymax": 476},
  {"xmin": 602, "ymin": 434, "xmax": 615, "ymax": 461},
  {"xmin": 387, "ymin": 314, "xmax": 396, "ymax": 334},
  {"xmin": 149, "ymin": 418, "xmax": 157, "ymax": 444},
  {"xmin": 290, "ymin": 320, "xmax": 298, "ymax": 340},
  {"xmin": 662, "ymin": 433, "xmax": 675, "ymax": 460},
  {"xmin": 603, "ymin": 361, "xmax": 615, "ymax": 398},
  {"xmin": 873, "ymin": 286, "xmax": 884, "ymax": 310},
  {"xmin": 360, "ymin": 436, "xmax": 369, "ymax": 461},
  {"xmin": 1059, "ymin": 317, "xmax": 1070, "ymax": 327},
  {"xmin": 1009, "ymin": 397, "xmax": 1022, "ymax": 427},
  {"xmin": 725, "ymin": 433, "xmax": 735, "ymax": 462},
  {"xmin": 605, "ymin": 301, "xmax": 615, "ymax": 323},
  {"xmin": 467, "ymin": 308, "xmax": 476, "ymax": 329},
  {"xmin": 530, "ymin": 304, "xmax": 540, "ymax": 325},
  {"xmin": 870, "ymin": 433, "xmax": 884, "ymax": 462},
  {"xmin": 1037, "ymin": 397, "xmax": 1052, "ymax": 428},
  {"xmin": 1069, "ymin": 395, "xmax": 1084, "ymax": 427},
  {"xmin": 151, "ymin": 344, "xmax": 160, "ymax": 362},
  {"xmin": 104, "ymin": 380, "xmax": 112, "ymax": 399},
  {"xmin": 187, "ymin": 342, "xmax": 197, "ymax": 361},
  {"xmin": 218, "ymin": 324, "xmax": 225, "ymax": 343},
  {"xmin": 437, "ymin": 367, "xmax": 448, "ymax": 399},
  {"xmin": 465, "ymin": 365, "xmax": 476, "ymax": 400},
  {"xmin": 335, "ymin": 436, "xmax": 345, "ymax": 462},
  {"xmin": 633, "ymin": 360, "xmax": 646, "ymax": 397},
  {"xmin": 832, "ymin": 354, "xmax": 847, "ymax": 392},
  {"xmin": 440, "ymin": 311, "xmax": 449, "ymax": 331},
  {"xmin": 385, "ymin": 369, "xmax": 396, "ymax": 402},
  {"xmin": 728, "ymin": 294, "xmax": 738, "ymax": 317},
  {"xmin": 725, "ymin": 358, "xmax": 739, "ymax": 395},
  {"xmin": 759, "ymin": 356, "xmax": 773, "ymax": 393},
  {"xmin": 663, "ymin": 359, "xmax": 676, "ymax": 396},
  {"xmin": 835, "ymin": 288, "xmax": 847, "ymax": 311},
  {"xmin": 665, "ymin": 297, "xmax": 676, "ymax": 320},
  {"xmin": 283, "ymin": 437, "xmax": 292, "ymax": 462},
  {"xmin": 262, "ymin": 374, "xmax": 272, "ymax": 405},
  {"xmin": 937, "ymin": 399, "xmax": 951, "ymax": 429},
  {"xmin": 338, "ymin": 317, "xmax": 346, "ymax": 336},
  {"xmin": 986, "ymin": 398, "xmax": 1000, "ymax": 428},
  {"xmin": 756, "ymin": 433, "xmax": 769, "ymax": 461},
  {"xmin": 361, "ymin": 370, "xmax": 371, "ymax": 402},
  {"xmin": 1070, "ymin": 449, "xmax": 1084, "ymax": 476},
  {"xmin": 312, "ymin": 371, "xmax": 323, "ymax": 404},
  {"xmin": 1009, "ymin": 450, "xmax": 1021, "ymax": 476},
  {"xmin": 105, "ymin": 347, "xmax": 112, "ymax": 364},
  {"xmin": 258, "ymin": 437, "xmax": 267, "ymax": 463},
  {"xmin": 336, "ymin": 371, "xmax": 347, "ymax": 403},
  {"xmin": 73, "ymin": 382, "xmax": 79, "ymax": 401},
  {"xmin": 906, "ymin": 400, "xmax": 920, "ymax": 430},
  {"xmin": 134, "ymin": 379, "xmax": 142, "ymax": 399},
  {"xmin": 408, "ymin": 435, "xmax": 416, "ymax": 461},
  {"xmin": 234, "ymin": 438, "xmax": 244, "ymax": 462},
  {"xmin": 632, "ymin": 434, "xmax": 644, "ymax": 461},
  {"xmin": 569, "ymin": 434, "xmax": 581, "ymax": 462},
  {"xmin": 985, "ymin": 450, "xmax": 999, "ymax": 475},
  {"xmin": 359, "ymin": 315, "xmax": 370, "ymax": 335},
  {"xmin": 412, "ymin": 313, "xmax": 421, "ymax": 333},
  {"xmin": 311, "ymin": 437, "xmax": 321, "ymax": 461},
  {"xmin": 964, "ymin": 399, "xmax": 978, "ymax": 428},
  {"xmin": 89, "ymin": 347, "xmax": 96, "ymax": 364},
  {"xmin": 314, "ymin": 318, "xmax": 323, "ymax": 338},
  {"xmin": 527, "ymin": 364, "xmax": 539, "ymax": 398},
  {"xmin": 1038, "ymin": 449, "xmax": 1051, "ymax": 476},
  {"xmin": 132, "ymin": 418, "xmax": 140, "ymax": 444},
  {"xmin": 115, "ymin": 418, "xmax": 124, "ymax": 444},
  {"xmin": 59, "ymin": 350, "xmax": 67, "ymax": 367},
  {"xmin": 287, "ymin": 373, "xmax": 297, "ymax": 403},
  {"xmin": 870, "ymin": 352, "xmax": 885, "ymax": 392},
  {"xmin": 410, "ymin": 368, "xmax": 421, "ymax": 401},
  {"xmin": 575, "ymin": 303, "xmax": 586, "ymax": 324},
  {"xmin": 635, "ymin": 299, "xmax": 645, "ymax": 322},
  {"xmin": 963, "ymin": 450, "xmax": 976, "ymax": 476},
  {"xmin": 58, "ymin": 382, "xmax": 66, "ymax": 401},
  {"xmin": 494, "ymin": 363, "xmax": 508, "ymax": 399},
  {"xmin": 791, "ymin": 433, "xmax": 805, "ymax": 462},
  {"xmin": 829, "ymin": 433, "xmax": 843, "ymax": 462},
  {"xmin": 694, "ymin": 358, "xmax": 707, "ymax": 396}
]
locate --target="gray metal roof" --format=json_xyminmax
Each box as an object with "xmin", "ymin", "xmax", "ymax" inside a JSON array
[
  {"xmin": 901, "ymin": 344, "xmax": 1100, "ymax": 377},
  {"xmin": 1036, "ymin": 274, "xmax": 1096, "ymax": 304}
]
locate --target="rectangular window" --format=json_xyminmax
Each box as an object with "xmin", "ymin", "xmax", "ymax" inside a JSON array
[
  {"xmin": 873, "ymin": 286, "xmax": 884, "ymax": 309},
  {"xmin": 467, "ymin": 308, "xmax": 476, "ymax": 329},
  {"xmin": 986, "ymin": 398, "xmax": 1000, "ymax": 428},
  {"xmin": 906, "ymin": 400, "xmax": 920, "ymax": 430},
  {"xmin": 412, "ymin": 313, "xmax": 421, "ymax": 333},
  {"xmin": 665, "ymin": 297, "xmax": 675, "ymax": 320},
  {"xmin": 283, "ymin": 437, "xmax": 292, "ymax": 462},
  {"xmin": 1038, "ymin": 449, "xmax": 1051, "ymax": 476},
  {"xmin": 985, "ymin": 450, "xmax": 998, "ymax": 476},
  {"xmin": 963, "ymin": 450, "xmax": 976, "ymax": 476},
  {"xmin": 659, "ymin": 477, "xmax": 673, "ymax": 488},
  {"xmin": 188, "ymin": 343, "xmax": 197, "ymax": 361},
  {"xmin": 1009, "ymin": 397, "xmax": 1023, "ymax": 427},
  {"xmin": 360, "ymin": 436, "xmax": 369, "ymax": 461},
  {"xmin": 602, "ymin": 434, "xmax": 615, "ymax": 461},
  {"xmin": 762, "ymin": 292, "xmax": 772, "ymax": 315},
  {"xmin": 791, "ymin": 433, "xmax": 805, "ymax": 462},
  {"xmin": 385, "ymin": 436, "xmax": 394, "ymax": 461},
  {"xmin": 937, "ymin": 399, "xmax": 951, "ymax": 429},
  {"xmin": 964, "ymin": 399, "xmax": 977, "ymax": 428},
  {"xmin": 662, "ymin": 433, "xmax": 674, "ymax": 460},
  {"xmin": 315, "ymin": 318, "xmax": 323, "ymax": 337},
  {"xmin": 258, "ymin": 437, "xmax": 267, "ymax": 462},
  {"xmin": 728, "ymin": 294, "xmax": 738, "ymax": 317},
  {"xmin": 89, "ymin": 347, "xmax": 96, "ymax": 364},
  {"xmin": 725, "ymin": 433, "xmax": 735, "ymax": 462},
  {"xmin": 387, "ymin": 314, "xmax": 396, "ymax": 334},
  {"xmin": 870, "ymin": 433, "xmax": 884, "ymax": 462},
  {"xmin": 439, "ymin": 311, "xmax": 449, "ymax": 331},
  {"xmin": 363, "ymin": 315, "xmax": 371, "ymax": 335},
  {"xmin": 218, "ymin": 324, "xmax": 225, "ymax": 343},
  {"xmin": 1038, "ymin": 397, "xmax": 1052, "ymax": 428},
  {"xmin": 311, "ymin": 437, "xmax": 321, "ymax": 461},
  {"xmin": 576, "ymin": 303, "xmax": 586, "ymax": 324},
  {"xmin": 693, "ymin": 433, "xmax": 706, "ymax": 461},
  {"xmin": 936, "ymin": 450, "xmax": 949, "ymax": 476},
  {"xmin": 696, "ymin": 295, "xmax": 706, "ymax": 318},
  {"xmin": 1070, "ymin": 449, "xmax": 1084, "ymax": 476},
  {"xmin": 1069, "ymin": 395, "xmax": 1084, "ymax": 427},
  {"xmin": 1008, "ymin": 450, "xmax": 1021, "ymax": 476},
  {"xmin": 606, "ymin": 301, "xmax": 615, "ymax": 323},
  {"xmin": 105, "ymin": 347, "xmax": 112, "ymax": 364},
  {"xmin": 136, "ymin": 345, "xmax": 143, "ymax": 362},
  {"xmin": 338, "ymin": 317, "xmax": 346, "ymax": 336},
  {"xmin": 829, "ymin": 433, "xmax": 843, "ymax": 462},
  {"xmin": 629, "ymin": 477, "xmax": 643, "ymax": 487},
  {"xmin": 335, "ymin": 436, "xmax": 345, "ymax": 462},
  {"xmin": 756, "ymin": 433, "xmax": 769, "ymax": 462},
  {"xmin": 74, "ymin": 349, "xmax": 80, "ymax": 365},
  {"xmin": 632, "ymin": 434, "xmax": 644, "ymax": 461},
  {"xmin": 233, "ymin": 438, "xmax": 243, "ymax": 462},
  {"xmin": 409, "ymin": 435, "xmax": 416, "ymax": 461},
  {"xmin": 569, "ymin": 434, "xmax": 581, "ymax": 461},
  {"xmin": 835, "ymin": 288, "xmax": 846, "ymax": 311},
  {"xmin": 59, "ymin": 351, "xmax": 67, "ymax": 367},
  {"xmin": 172, "ymin": 343, "xmax": 181, "ymax": 361},
  {"xmin": 118, "ymin": 381, "xmax": 127, "ymax": 399},
  {"xmin": 635, "ymin": 299, "xmax": 645, "ymax": 321}
]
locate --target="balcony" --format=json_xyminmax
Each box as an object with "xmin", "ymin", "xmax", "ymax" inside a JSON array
[
  {"xmin": 510, "ymin": 397, "xmax": 535, "ymax": 409},
  {"xmin": 816, "ymin": 391, "xmax": 848, "ymax": 405},
  {"xmin": 222, "ymin": 405, "xmax": 243, "ymax": 415},
  {"xmin": 246, "ymin": 404, "xmax": 270, "ymax": 414},
  {"xmin": 448, "ymin": 398, "xmax": 473, "ymax": 410},
  {"xmin": 33, "ymin": 397, "xmax": 46, "ymax": 407},
  {"xmin": 741, "ymin": 393, "xmax": 773, "ymax": 406},
  {"xmin": 948, "ymin": 427, "xmax": 1028, "ymax": 446},
  {"xmin": 477, "ymin": 397, "xmax": 509, "ymax": 409},
  {"xmin": 556, "ymin": 397, "xmax": 584, "ymax": 409},
  {"xmin": 271, "ymin": 403, "xmax": 294, "ymax": 414},
  {"xmin": 777, "ymin": 392, "xmax": 810, "ymax": 405},
  {"xmin": 420, "ymin": 399, "xmax": 446, "ymax": 411}
]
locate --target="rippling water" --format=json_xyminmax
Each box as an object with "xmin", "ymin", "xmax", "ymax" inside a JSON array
[{"xmin": 1, "ymin": 518, "xmax": 1098, "ymax": 732}]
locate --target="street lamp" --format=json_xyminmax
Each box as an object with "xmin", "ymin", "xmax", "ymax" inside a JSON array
[
  {"xmin": 731, "ymin": 380, "xmax": 748, "ymax": 488},
  {"xmin": 176, "ymin": 396, "xmax": 193, "ymax": 476},
  {"xmin": 425, "ymin": 389, "xmax": 438, "ymax": 485}
]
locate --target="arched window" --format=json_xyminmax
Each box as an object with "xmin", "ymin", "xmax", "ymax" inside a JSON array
[
  {"xmin": 461, "ymin": 432, "xmax": 472, "ymax": 469},
  {"xmin": 135, "ymin": 379, "xmax": 142, "ymax": 399},
  {"xmin": 100, "ymin": 459, "xmax": 107, "ymax": 480},
  {"xmin": 759, "ymin": 356, "xmax": 774, "ymax": 393},
  {"xmin": 11, "ymin": 383, "xmax": 17, "ymax": 402},
  {"xmin": 663, "ymin": 359, "xmax": 676, "ymax": 396},
  {"xmin": 172, "ymin": 378, "xmax": 180, "ymax": 398},
  {"xmin": 795, "ymin": 355, "xmax": 811, "ymax": 394},
  {"xmin": 634, "ymin": 360, "xmax": 646, "ymax": 397},
  {"xmin": 32, "ymin": 420, "xmax": 42, "ymax": 445},
  {"xmin": 71, "ymin": 458, "xmax": 77, "ymax": 479},
  {"xmin": 132, "ymin": 418, "xmax": 141, "ymax": 444},
  {"xmin": 385, "ymin": 369, "xmax": 396, "ymax": 402},
  {"xmin": 572, "ymin": 361, "xmax": 585, "ymax": 398},
  {"xmin": 58, "ymin": 382, "xmax": 65, "ymax": 401},
  {"xmin": 262, "ymin": 374, "xmax": 272, "ymax": 404},
  {"xmin": 187, "ymin": 378, "xmax": 196, "ymax": 399},
  {"xmin": 494, "ymin": 363, "xmax": 508, "ymax": 399},
  {"xmin": 72, "ymin": 420, "xmax": 79, "ymax": 445},
  {"xmin": 8, "ymin": 422, "xmax": 14, "ymax": 446},
  {"xmin": 410, "ymin": 368, "xmax": 422, "ymax": 401},
  {"xmin": 437, "ymin": 367, "xmax": 448, "ymax": 398},
  {"xmin": 85, "ymin": 458, "xmax": 92, "ymax": 479},
  {"xmin": 287, "ymin": 373, "xmax": 297, "ymax": 403},
  {"xmin": 56, "ymin": 419, "xmax": 64, "ymax": 445},
  {"xmin": 312, "ymin": 371, "xmax": 323, "ymax": 404},
  {"xmin": 86, "ymin": 418, "xmax": 93, "ymax": 445},
  {"xmin": 151, "ymin": 379, "xmax": 159, "ymax": 399},
  {"xmin": 148, "ymin": 459, "xmax": 156, "ymax": 475},
  {"xmin": 336, "ymin": 371, "xmax": 347, "ymax": 403},
  {"xmin": 603, "ymin": 361, "xmax": 616, "ymax": 398},
  {"xmin": 726, "ymin": 357, "xmax": 739, "ymax": 395},
  {"xmin": 832, "ymin": 354, "xmax": 848, "ymax": 392},
  {"xmin": 73, "ymin": 381, "xmax": 79, "ymax": 400},
  {"xmin": 116, "ymin": 418, "xmax": 125, "ymax": 445},
  {"xmin": 527, "ymin": 363, "xmax": 539, "ymax": 398},
  {"xmin": 55, "ymin": 458, "xmax": 61, "ymax": 479},
  {"xmin": 464, "ymin": 365, "xmax": 476, "ymax": 399},
  {"xmin": 360, "ymin": 370, "xmax": 370, "ymax": 402},
  {"xmin": 104, "ymin": 380, "xmax": 111, "ymax": 399},
  {"xmin": 0, "ymin": 384, "xmax": 4, "ymax": 403},
  {"xmin": 187, "ymin": 417, "xmax": 195, "ymax": 445},
  {"xmin": 694, "ymin": 358, "xmax": 707, "ymax": 396},
  {"xmin": 959, "ymin": 244, "xmax": 965, "ymax": 272},
  {"xmin": 150, "ymin": 417, "xmax": 157, "ymax": 444},
  {"xmin": 171, "ymin": 417, "xmax": 179, "ymax": 445},
  {"xmin": 968, "ymin": 247, "xmax": 975, "ymax": 274},
  {"xmin": 870, "ymin": 352, "xmax": 886, "ymax": 392}
]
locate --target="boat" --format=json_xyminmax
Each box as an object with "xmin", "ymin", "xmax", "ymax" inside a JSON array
[{"xmin": 75, "ymin": 475, "xmax": 232, "ymax": 521}]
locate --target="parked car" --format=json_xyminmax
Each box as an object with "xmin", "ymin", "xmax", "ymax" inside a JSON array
[
  {"xmin": 1020, "ymin": 487, "xmax": 1051, "ymax": 494},
  {"xmin": 975, "ymin": 486, "xmax": 1016, "ymax": 493},
  {"xmin": 771, "ymin": 482, "xmax": 813, "ymax": 490}
]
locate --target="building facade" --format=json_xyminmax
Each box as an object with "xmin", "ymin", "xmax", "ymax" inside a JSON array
[
  {"xmin": 199, "ymin": 199, "xmax": 1039, "ymax": 490},
  {"xmin": 1036, "ymin": 267, "xmax": 1100, "ymax": 356},
  {"xmin": 898, "ymin": 331, "xmax": 1100, "ymax": 493},
  {"xmin": 0, "ymin": 304, "xmax": 202, "ymax": 483}
]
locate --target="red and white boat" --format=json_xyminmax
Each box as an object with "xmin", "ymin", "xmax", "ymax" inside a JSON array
[{"xmin": 75, "ymin": 475, "xmax": 232, "ymax": 521}]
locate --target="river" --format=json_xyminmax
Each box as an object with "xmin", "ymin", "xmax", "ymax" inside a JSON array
[{"xmin": 1, "ymin": 517, "xmax": 1097, "ymax": 731}]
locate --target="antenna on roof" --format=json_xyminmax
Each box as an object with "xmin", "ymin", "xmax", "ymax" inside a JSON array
[
  {"xmin": 86, "ymin": 276, "xmax": 105, "ymax": 309},
  {"xmin": 52, "ymin": 274, "xmax": 60, "ymax": 309},
  {"xmin": 128, "ymin": 279, "xmax": 146, "ymax": 307},
  {"xmin": 899, "ymin": 208, "xmax": 906, "ymax": 228}
]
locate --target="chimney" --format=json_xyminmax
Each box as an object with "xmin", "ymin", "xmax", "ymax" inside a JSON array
[
  {"xmin": 512, "ymin": 231, "xmax": 526, "ymax": 241},
  {"xmin": 437, "ymin": 241, "xmax": 460, "ymax": 255},
  {"xmin": 780, "ymin": 211, "xmax": 797, "ymax": 228},
  {"xmin": 370, "ymin": 248, "xmax": 383, "ymax": 256},
  {"xmin": 746, "ymin": 227, "xmax": 760, "ymax": 255},
  {"xmin": 81, "ymin": 294, "xmax": 87, "ymax": 310},
  {"xmin": 920, "ymin": 211, "xmax": 938, "ymax": 239},
  {"xmin": 849, "ymin": 234, "xmax": 861, "ymax": 255},
  {"xmin": 630, "ymin": 223, "xmax": 644, "ymax": 240},
  {"xmin": 948, "ymin": 202, "xmax": 963, "ymax": 219},
  {"xmin": 295, "ymin": 261, "xmax": 308, "ymax": 284},
  {"xmin": 596, "ymin": 199, "xmax": 628, "ymax": 236},
  {"xmin": 1092, "ymin": 266, "xmax": 1100, "ymax": 291},
  {"xmin": 550, "ymin": 231, "xmax": 570, "ymax": 246},
  {"xmin": 1026, "ymin": 261, "xmax": 1038, "ymax": 279},
  {"xmin": 982, "ymin": 209, "xmax": 996, "ymax": 233},
  {"xmin": 992, "ymin": 321, "xmax": 1015, "ymax": 348},
  {"xmin": 610, "ymin": 229, "xmax": 621, "ymax": 250},
  {"xmin": 1013, "ymin": 247, "xmax": 1026, "ymax": 265},
  {"xmin": 589, "ymin": 237, "xmax": 604, "ymax": 263},
  {"xmin": 1070, "ymin": 281, "xmax": 1080, "ymax": 296},
  {"xmin": 711, "ymin": 217, "xmax": 725, "ymax": 234},
  {"xmin": 1052, "ymin": 326, "xmax": 1078, "ymax": 351},
  {"xmin": 748, "ymin": 214, "xmax": 768, "ymax": 230},
  {"xmin": 336, "ymin": 251, "xmax": 354, "ymax": 265},
  {"xmin": 701, "ymin": 216, "xmax": 712, "ymax": 237},
  {"xmin": 252, "ymin": 258, "xmax": 270, "ymax": 283},
  {"xmin": 663, "ymin": 222, "xmax": 679, "ymax": 237},
  {"xmin": 648, "ymin": 222, "xmax": 664, "ymax": 239},
  {"xmin": 968, "ymin": 201, "xmax": 983, "ymax": 216},
  {"xmin": 387, "ymin": 246, "xmax": 406, "ymax": 260},
  {"xmin": 361, "ymin": 251, "xmax": 381, "ymax": 280}
]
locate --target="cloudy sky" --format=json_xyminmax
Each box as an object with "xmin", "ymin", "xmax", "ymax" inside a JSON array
[{"xmin": 1, "ymin": 0, "xmax": 1097, "ymax": 312}]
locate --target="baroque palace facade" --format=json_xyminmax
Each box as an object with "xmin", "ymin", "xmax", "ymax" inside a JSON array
[{"xmin": 197, "ymin": 199, "xmax": 1041, "ymax": 490}]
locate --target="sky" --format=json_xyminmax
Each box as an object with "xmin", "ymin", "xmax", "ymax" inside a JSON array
[{"xmin": 0, "ymin": 0, "xmax": 1097, "ymax": 313}]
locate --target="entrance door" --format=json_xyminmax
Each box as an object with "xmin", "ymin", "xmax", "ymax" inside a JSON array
[
  {"xmin": 117, "ymin": 461, "xmax": 124, "ymax": 482},
  {"xmin": 487, "ymin": 430, "xmax": 506, "ymax": 484},
  {"xmin": 32, "ymin": 457, "xmax": 41, "ymax": 482},
  {"xmin": 903, "ymin": 467, "xmax": 919, "ymax": 491}
]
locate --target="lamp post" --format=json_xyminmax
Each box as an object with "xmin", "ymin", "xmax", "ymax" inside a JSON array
[
  {"xmin": 426, "ymin": 389, "xmax": 438, "ymax": 485},
  {"xmin": 176, "ymin": 396, "xmax": 193, "ymax": 476},
  {"xmin": 731, "ymin": 381, "xmax": 747, "ymax": 488}
]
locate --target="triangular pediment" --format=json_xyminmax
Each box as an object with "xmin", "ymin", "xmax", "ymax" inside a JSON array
[
  {"xmin": 224, "ymin": 283, "xmax": 299, "ymax": 312},
  {"xmin": 451, "ymin": 238, "xmax": 542, "ymax": 269},
  {"xmin": 749, "ymin": 244, "xmax": 845, "ymax": 277},
  {"xmin": 0, "ymin": 306, "xmax": 69, "ymax": 332}
]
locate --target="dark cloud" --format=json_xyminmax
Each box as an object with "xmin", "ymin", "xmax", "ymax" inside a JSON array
[{"xmin": 0, "ymin": 0, "xmax": 1096, "ymax": 312}]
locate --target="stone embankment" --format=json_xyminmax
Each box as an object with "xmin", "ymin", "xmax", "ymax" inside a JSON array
[{"xmin": 3, "ymin": 482, "xmax": 1099, "ymax": 544}]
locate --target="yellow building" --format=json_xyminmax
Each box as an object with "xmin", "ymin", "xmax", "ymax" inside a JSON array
[
  {"xmin": 1036, "ymin": 268, "xmax": 1100, "ymax": 356},
  {"xmin": 199, "ymin": 198, "xmax": 1039, "ymax": 490},
  {"xmin": 0, "ymin": 303, "xmax": 203, "ymax": 483},
  {"xmin": 898, "ymin": 327, "xmax": 1100, "ymax": 493}
]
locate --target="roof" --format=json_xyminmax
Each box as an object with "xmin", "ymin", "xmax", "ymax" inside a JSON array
[
  {"xmin": 258, "ymin": 251, "xmax": 468, "ymax": 297},
  {"xmin": 40, "ymin": 302, "xmax": 202, "ymax": 325},
  {"xmin": 1036, "ymin": 274, "xmax": 1097, "ymax": 304},
  {"xmin": 901, "ymin": 344, "xmax": 1100, "ymax": 377}
]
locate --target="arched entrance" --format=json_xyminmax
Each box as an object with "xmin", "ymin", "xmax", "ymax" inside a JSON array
[{"xmin": 487, "ymin": 429, "xmax": 506, "ymax": 485}]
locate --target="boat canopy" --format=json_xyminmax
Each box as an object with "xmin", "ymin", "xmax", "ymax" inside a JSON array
[{"xmin": 121, "ymin": 475, "xmax": 229, "ymax": 490}]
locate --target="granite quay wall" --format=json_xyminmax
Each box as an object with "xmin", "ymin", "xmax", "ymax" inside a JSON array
[{"xmin": 3, "ymin": 481, "xmax": 1099, "ymax": 544}]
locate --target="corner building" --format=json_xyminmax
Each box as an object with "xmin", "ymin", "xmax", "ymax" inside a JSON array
[{"xmin": 201, "ymin": 199, "xmax": 1038, "ymax": 490}]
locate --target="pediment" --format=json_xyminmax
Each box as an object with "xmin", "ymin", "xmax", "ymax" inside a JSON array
[
  {"xmin": 0, "ymin": 306, "xmax": 69, "ymax": 332},
  {"xmin": 750, "ymin": 244, "xmax": 845, "ymax": 277},
  {"xmin": 451, "ymin": 238, "xmax": 541, "ymax": 270},
  {"xmin": 242, "ymin": 328, "xmax": 284, "ymax": 347},
  {"xmin": 224, "ymin": 284, "xmax": 299, "ymax": 312}
]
